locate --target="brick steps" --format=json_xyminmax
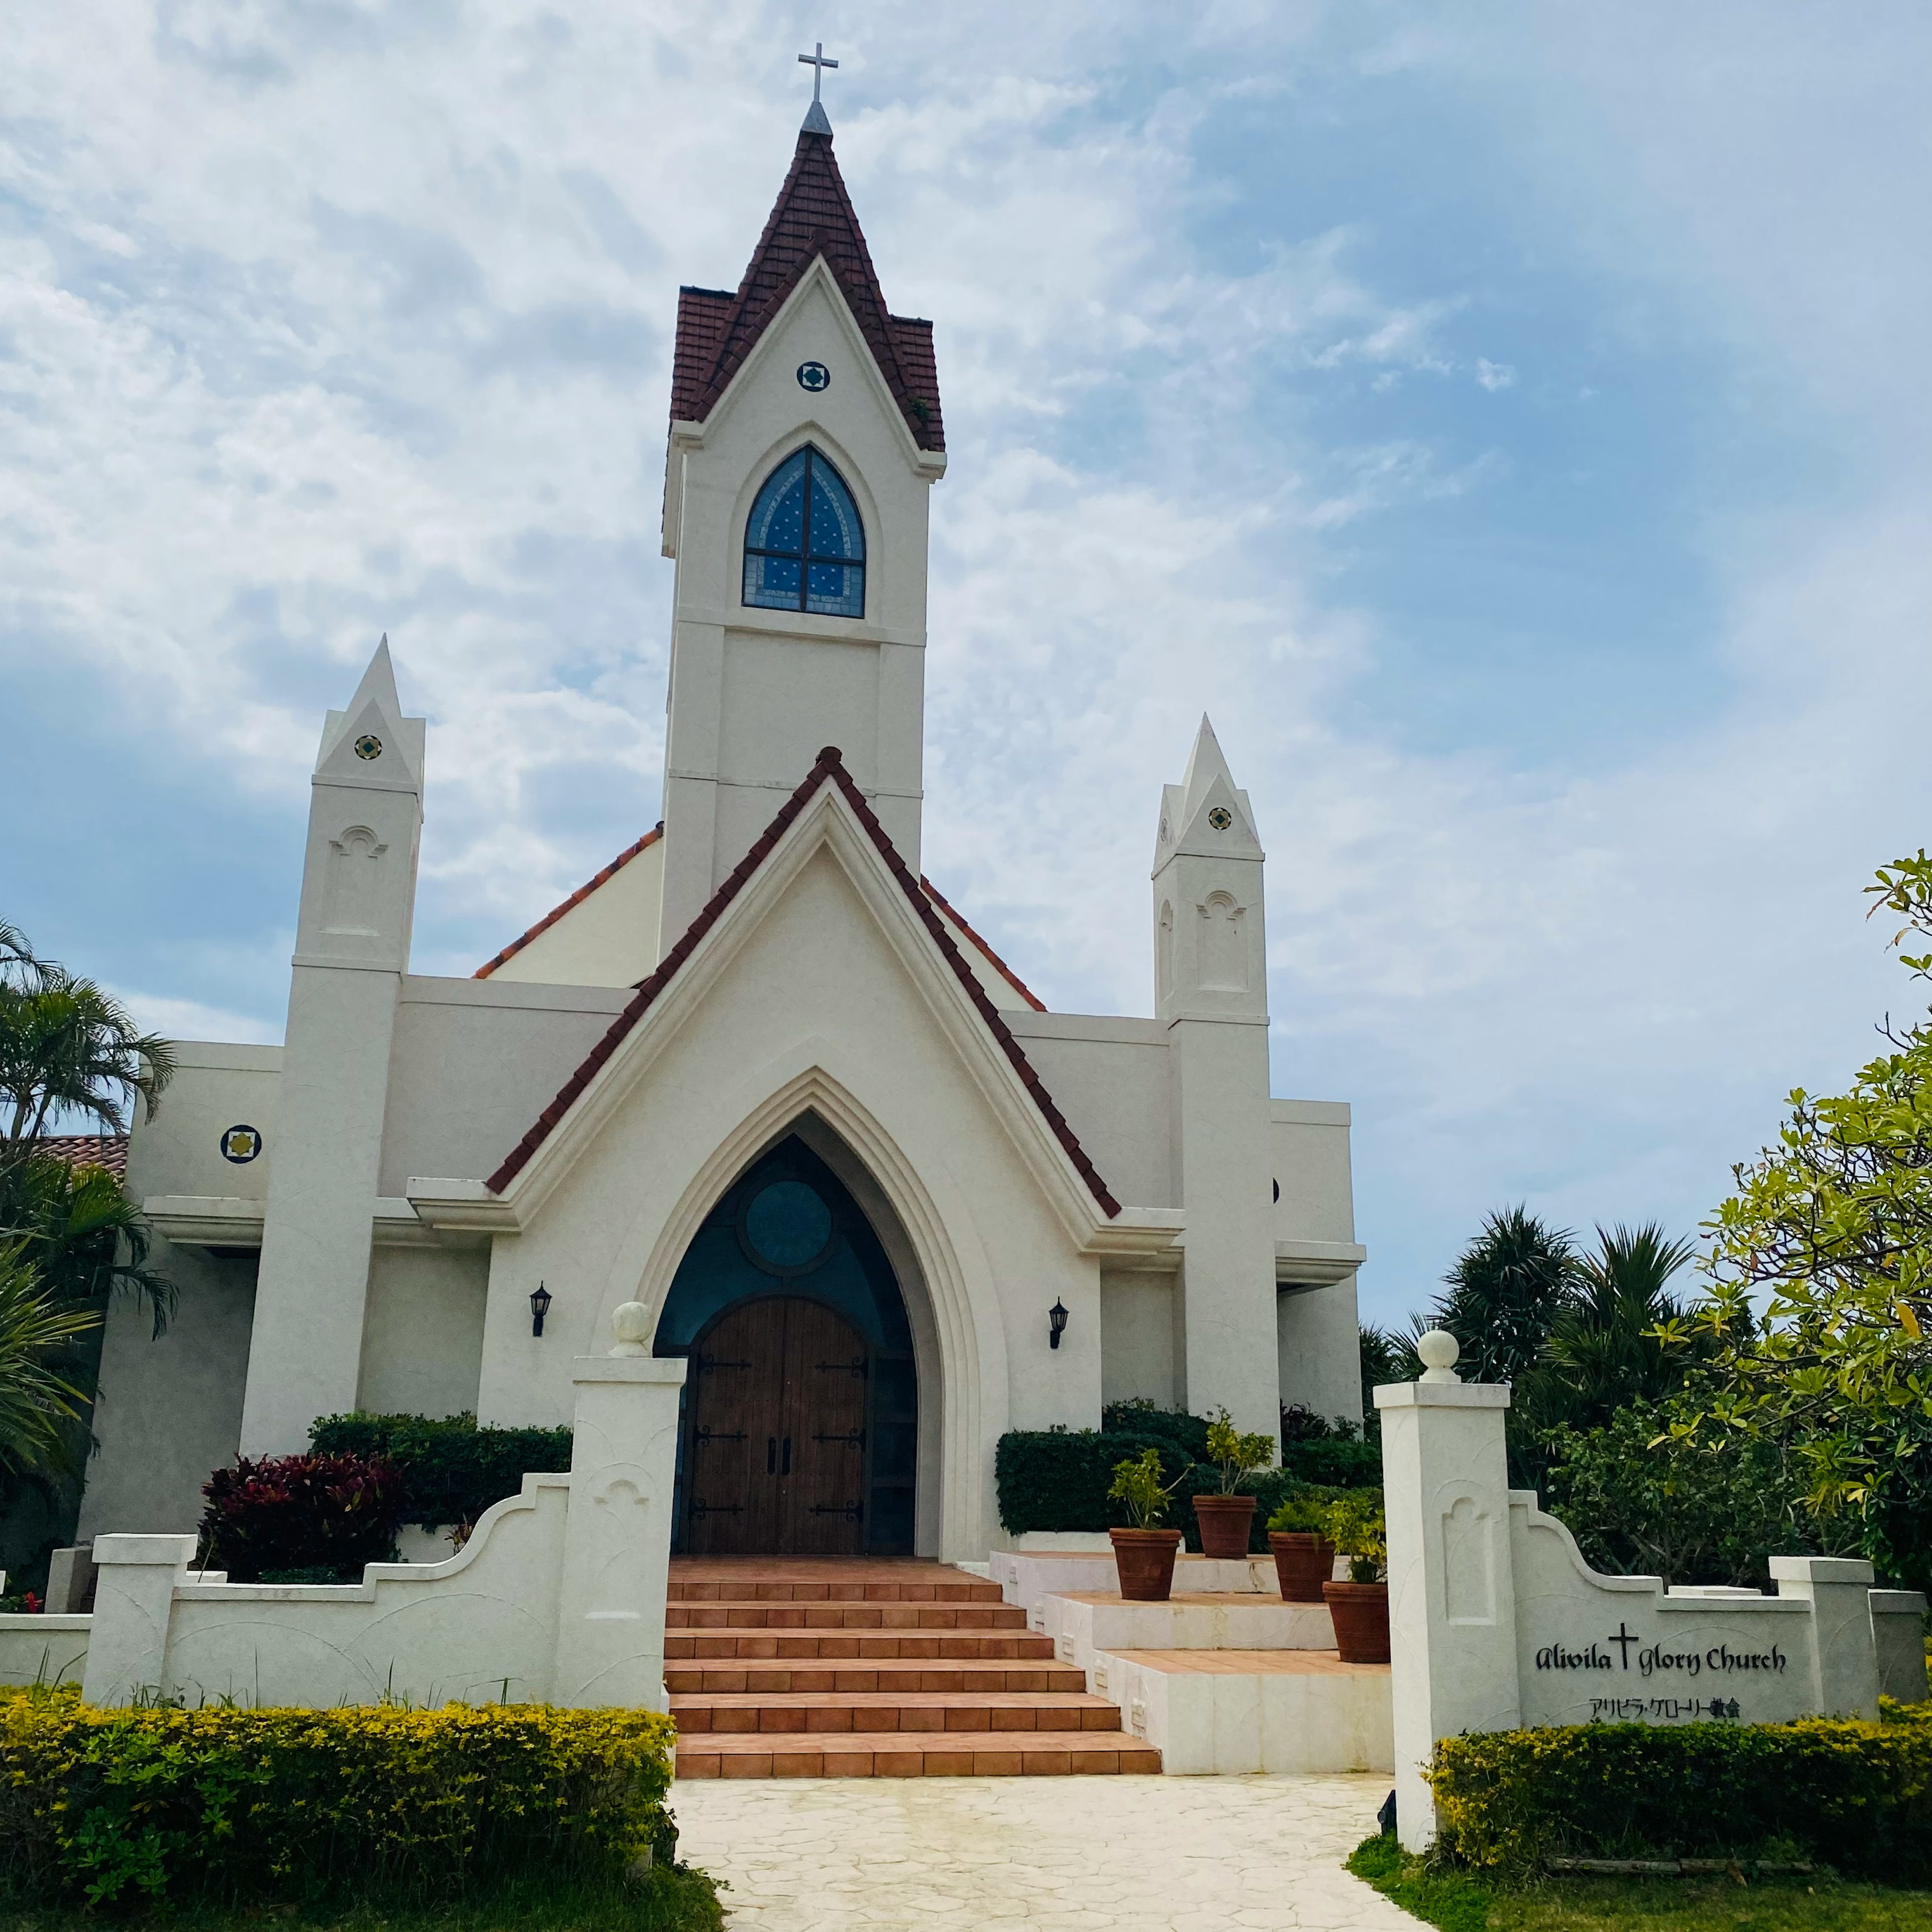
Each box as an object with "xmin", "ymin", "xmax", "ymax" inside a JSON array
[
  {"xmin": 667, "ymin": 1600, "xmax": 1026, "ymax": 1630},
  {"xmin": 676, "ymin": 1728, "xmax": 1162, "ymax": 1779},
  {"xmin": 676, "ymin": 1689, "xmax": 1128, "ymax": 1733},
  {"xmin": 666, "ymin": 1557, "xmax": 1160, "ymax": 1779},
  {"xmin": 666, "ymin": 1630, "xmax": 1057, "ymax": 1660},
  {"xmin": 667, "ymin": 1659, "xmax": 1086, "ymax": 1695}
]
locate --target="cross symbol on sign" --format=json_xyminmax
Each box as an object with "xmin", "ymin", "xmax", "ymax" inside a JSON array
[{"xmin": 798, "ymin": 41, "xmax": 838, "ymax": 104}]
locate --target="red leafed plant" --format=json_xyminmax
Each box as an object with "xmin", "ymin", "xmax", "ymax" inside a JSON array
[{"xmin": 200, "ymin": 1453, "xmax": 405, "ymax": 1583}]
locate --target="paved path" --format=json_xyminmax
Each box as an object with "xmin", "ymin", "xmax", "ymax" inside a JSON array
[{"xmin": 673, "ymin": 1773, "xmax": 1416, "ymax": 1931}]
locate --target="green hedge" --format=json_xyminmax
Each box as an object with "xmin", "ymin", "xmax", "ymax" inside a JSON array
[
  {"xmin": 309, "ymin": 1411, "xmax": 573, "ymax": 1529},
  {"xmin": 0, "ymin": 1688, "xmax": 676, "ymax": 1908},
  {"xmin": 995, "ymin": 1423, "xmax": 1378, "ymax": 1549},
  {"xmin": 1430, "ymin": 1704, "xmax": 1932, "ymax": 1881}
]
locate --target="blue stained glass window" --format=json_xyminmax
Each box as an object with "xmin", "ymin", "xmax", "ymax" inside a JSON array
[{"xmin": 742, "ymin": 445, "xmax": 866, "ymax": 618}]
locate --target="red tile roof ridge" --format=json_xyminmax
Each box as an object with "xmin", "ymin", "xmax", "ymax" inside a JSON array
[
  {"xmin": 474, "ymin": 825, "xmax": 664, "ymax": 980},
  {"xmin": 669, "ymin": 131, "xmax": 944, "ymax": 452},
  {"xmin": 918, "ymin": 877, "xmax": 1048, "ymax": 1013},
  {"xmin": 483, "ymin": 750, "xmax": 1118, "ymax": 1216},
  {"xmin": 25, "ymin": 1134, "xmax": 129, "ymax": 1181}
]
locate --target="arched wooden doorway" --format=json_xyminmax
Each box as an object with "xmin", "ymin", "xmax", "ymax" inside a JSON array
[{"xmin": 655, "ymin": 1136, "xmax": 918, "ymax": 1555}]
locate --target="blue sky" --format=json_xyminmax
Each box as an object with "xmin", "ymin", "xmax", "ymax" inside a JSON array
[{"xmin": 4, "ymin": 3, "xmax": 1927, "ymax": 1326}]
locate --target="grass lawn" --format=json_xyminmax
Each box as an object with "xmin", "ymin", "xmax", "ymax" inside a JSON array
[
  {"xmin": 0, "ymin": 1866, "xmax": 723, "ymax": 1932},
  {"xmin": 1348, "ymin": 1834, "xmax": 1932, "ymax": 1930}
]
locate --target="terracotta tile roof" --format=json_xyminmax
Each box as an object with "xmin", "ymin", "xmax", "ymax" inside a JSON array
[
  {"xmin": 919, "ymin": 878, "xmax": 1046, "ymax": 1013},
  {"xmin": 485, "ymin": 749, "xmax": 1116, "ymax": 1215},
  {"xmin": 670, "ymin": 130, "xmax": 944, "ymax": 452},
  {"xmin": 25, "ymin": 1134, "xmax": 129, "ymax": 1180},
  {"xmin": 475, "ymin": 826, "xmax": 664, "ymax": 980}
]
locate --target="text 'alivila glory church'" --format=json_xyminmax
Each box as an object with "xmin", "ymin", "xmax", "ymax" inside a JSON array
[{"xmin": 78, "ymin": 72, "xmax": 1366, "ymax": 1562}]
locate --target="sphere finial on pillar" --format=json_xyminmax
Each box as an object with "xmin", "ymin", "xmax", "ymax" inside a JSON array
[
  {"xmin": 610, "ymin": 1301, "xmax": 651, "ymax": 1356},
  {"xmin": 1417, "ymin": 1329, "xmax": 1461, "ymax": 1384}
]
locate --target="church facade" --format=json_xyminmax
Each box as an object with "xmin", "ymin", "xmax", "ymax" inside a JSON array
[{"xmin": 77, "ymin": 112, "xmax": 1365, "ymax": 1563}]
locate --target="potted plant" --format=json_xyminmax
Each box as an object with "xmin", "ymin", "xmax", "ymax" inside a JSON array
[
  {"xmin": 1320, "ymin": 1490, "xmax": 1390, "ymax": 1663},
  {"xmin": 1264, "ymin": 1488, "xmax": 1337, "ymax": 1602},
  {"xmin": 1191, "ymin": 1407, "xmax": 1276, "ymax": 1558},
  {"xmin": 1107, "ymin": 1447, "xmax": 1186, "ymax": 1601}
]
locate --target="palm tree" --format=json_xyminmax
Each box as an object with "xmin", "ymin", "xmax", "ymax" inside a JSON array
[
  {"xmin": 1433, "ymin": 1206, "xmax": 1579, "ymax": 1386},
  {"xmin": 0, "ymin": 964, "xmax": 176, "ymax": 1151},
  {"xmin": 0, "ymin": 1238, "xmax": 100, "ymax": 1478},
  {"xmin": 1517, "ymin": 1223, "xmax": 1706, "ymax": 1438}
]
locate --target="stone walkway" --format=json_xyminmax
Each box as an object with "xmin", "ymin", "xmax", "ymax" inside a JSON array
[{"xmin": 674, "ymin": 1773, "xmax": 1416, "ymax": 1931}]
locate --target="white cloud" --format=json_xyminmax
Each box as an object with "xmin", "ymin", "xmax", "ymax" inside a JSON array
[{"xmin": 3, "ymin": 1, "xmax": 1926, "ymax": 1322}]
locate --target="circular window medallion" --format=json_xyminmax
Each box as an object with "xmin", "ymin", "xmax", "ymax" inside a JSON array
[
  {"xmin": 220, "ymin": 1124, "xmax": 263, "ymax": 1164},
  {"xmin": 796, "ymin": 360, "xmax": 831, "ymax": 392},
  {"xmin": 1207, "ymin": 805, "xmax": 1234, "ymax": 831},
  {"xmin": 353, "ymin": 734, "xmax": 383, "ymax": 761},
  {"xmin": 743, "ymin": 1180, "xmax": 835, "ymax": 1272}
]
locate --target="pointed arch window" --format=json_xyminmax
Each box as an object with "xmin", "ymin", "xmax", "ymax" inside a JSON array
[{"xmin": 742, "ymin": 445, "xmax": 866, "ymax": 618}]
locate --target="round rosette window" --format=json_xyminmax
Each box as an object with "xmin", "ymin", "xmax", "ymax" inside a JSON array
[{"xmin": 742, "ymin": 1180, "xmax": 836, "ymax": 1274}]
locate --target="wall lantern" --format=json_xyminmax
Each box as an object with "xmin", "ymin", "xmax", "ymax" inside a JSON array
[
  {"xmin": 1049, "ymin": 1299, "xmax": 1069, "ymax": 1350},
  {"xmin": 529, "ymin": 1282, "xmax": 553, "ymax": 1337}
]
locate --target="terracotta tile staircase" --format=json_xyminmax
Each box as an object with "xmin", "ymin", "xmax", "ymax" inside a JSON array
[{"xmin": 667, "ymin": 1558, "xmax": 1162, "ymax": 1778}]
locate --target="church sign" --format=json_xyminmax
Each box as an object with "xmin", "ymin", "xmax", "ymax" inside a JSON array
[{"xmin": 1376, "ymin": 1340, "xmax": 1931, "ymax": 1854}]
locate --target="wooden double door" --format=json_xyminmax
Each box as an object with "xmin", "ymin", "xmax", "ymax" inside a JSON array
[{"xmin": 682, "ymin": 1295, "xmax": 871, "ymax": 1555}]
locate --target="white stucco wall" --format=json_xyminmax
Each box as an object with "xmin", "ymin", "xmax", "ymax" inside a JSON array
[
  {"xmin": 485, "ymin": 834, "xmax": 664, "ymax": 987},
  {"xmin": 377, "ymin": 978, "xmax": 629, "ymax": 1195},
  {"xmin": 357, "ymin": 1244, "xmax": 490, "ymax": 1419},
  {"xmin": 1006, "ymin": 1013, "xmax": 1174, "ymax": 1210},
  {"xmin": 78, "ymin": 1240, "xmax": 257, "ymax": 1539},
  {"xmin": 1100, "ymin": 1271, "xmax": 1176, "ymax": 1408},
  {"xmin": 128, "ymin": 1043, "xmax": 283, "ymax": 1202}
]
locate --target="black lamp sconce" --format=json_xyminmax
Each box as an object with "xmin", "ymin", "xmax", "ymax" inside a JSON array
[
  {"xmin": 1049, "ymin": 1299, "xmax": 1069, "ymax": 1350},
  {"xmin": 529, "ymin": 1282, "xmax": 553, "ymax": 1338}
]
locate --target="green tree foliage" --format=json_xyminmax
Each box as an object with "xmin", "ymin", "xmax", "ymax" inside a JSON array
[
  {"xmin": 0, "ymin": 1239, "xmax": 100, "ymax": 1478},
  {"xmin": 1541, "ymin": 1399, "xmax": 1818, "ymax": 1587},
  {"xmin": 1663, "ymin": 850, "xmax": 1932, "ymax": 1587},
  {"xmin": 1514, "ymin": 1224, "xmax": 1707, "ymax": 1441},
  {"xmin": 1435, "ymin": 1206, "xmax": 1578, "ymax": 1386},
  {"xmin": 0, "ymin": 932, "xmax": 175, "ymax": 1149},
  {"xmin": 0, "ymin": 925, "xmax": 176, "ymax": 1568}
]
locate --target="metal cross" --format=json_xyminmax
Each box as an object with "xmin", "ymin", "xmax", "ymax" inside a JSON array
[{"xmin": 798, "ymin": 41, "xmax": 838, "ymax": 105}]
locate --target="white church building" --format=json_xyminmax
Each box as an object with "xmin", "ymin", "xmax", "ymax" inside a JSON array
[{"xmin": 77, "ymin": 107, "xmax": 1365, "ymax": 1564}]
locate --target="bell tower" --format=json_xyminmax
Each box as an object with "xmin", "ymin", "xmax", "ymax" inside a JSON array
[
  {"xmin": 656, "ymin": 88, "xmax": 946, "ymax": 946},
  {"xmin": 1151, "ymin": 717, "xmax": 1280, "ymax": 1438},
  {"xmin": 240, "ymin": 639, "xmax": 424, "ymax": 1455}
]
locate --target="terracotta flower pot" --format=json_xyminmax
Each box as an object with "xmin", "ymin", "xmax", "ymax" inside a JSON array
[
  {"xmin": 1323, "ymin": 1580, "xmax": 1391, "ymax": 1663},
  {"xmin": 1268, "ymin": 1531, "xmax": 1337, "ymax": 1602},
  {"xmin": 1110, "ymin": 1527, "xmax": 1184, "ymax": 1601},
  {"xmin": 1191, "ymin": 1493, "xmax": 1258, "ymax": 1560}
]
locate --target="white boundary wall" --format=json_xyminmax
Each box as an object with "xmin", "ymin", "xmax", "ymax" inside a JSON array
[
  {"xmin": 0, "ymin": 1328, "xmax": 684, "ymax": 1710},
  {"xmin": 1380, "ymin": 1353, "xmax": 1930, "ymax": 1852}
]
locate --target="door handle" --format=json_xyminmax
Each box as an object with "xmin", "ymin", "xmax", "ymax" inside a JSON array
[
  {"xmin": 767, "ymin": 1436, "xmax": 776, "ymax": 1475},
  {"xmin": 781, "ymin": 1436, "xmax": 792, "ymax": 1476}
]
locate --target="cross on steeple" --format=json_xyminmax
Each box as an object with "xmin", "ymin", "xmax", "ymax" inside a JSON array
[{"xmin": 797, "ymin": 41, "xmax": 838, "ymax": 134}]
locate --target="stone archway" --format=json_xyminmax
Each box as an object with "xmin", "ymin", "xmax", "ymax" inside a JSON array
[{"xmin": 654, "ymin": 1134, "xmax": 919, "ymax": 1555}]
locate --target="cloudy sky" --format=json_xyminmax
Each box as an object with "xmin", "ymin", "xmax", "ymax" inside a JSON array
[{"xmin": 5, "ymin": 3, "xmax": 1927, "ymax": 1324}]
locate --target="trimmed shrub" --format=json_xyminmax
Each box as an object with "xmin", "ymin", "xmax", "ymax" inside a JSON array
[
  {"xmin": 200, "ymin": 1453, "xmax": 404, "ymax": 1583},
  {"xmin": 998, "ymin": 1413, "xmax": 1380, "ymax": 1548},
  {"xmin": 310, "ymin": 1410, "xmax": 574, "ymax": 1529},
  {"xmin": 0, "ymin": 1687, "xmax": 676, "ymax": 1908},
  {"xmin": 1429, "ymin": 1704, "xmax": 1932, "ymax": 1881}
]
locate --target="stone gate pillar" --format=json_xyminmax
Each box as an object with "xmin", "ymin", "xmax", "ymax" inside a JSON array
[
  {"xmin": 1377, "ymin": 1332, "xmax": 1519, "ymax": 1852},
  {"xmin": 551, "ymin": 1303, "xmax": 688, "ymax": 1709}
]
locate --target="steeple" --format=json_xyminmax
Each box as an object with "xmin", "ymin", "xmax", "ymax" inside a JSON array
[
  {"xmin": 1150, "ymin": 715, "xmax": 1267, "ymax": 1024},
  {"xmin": 667, "ymin": 121, "xmax": 943, "ymax": 452}
]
